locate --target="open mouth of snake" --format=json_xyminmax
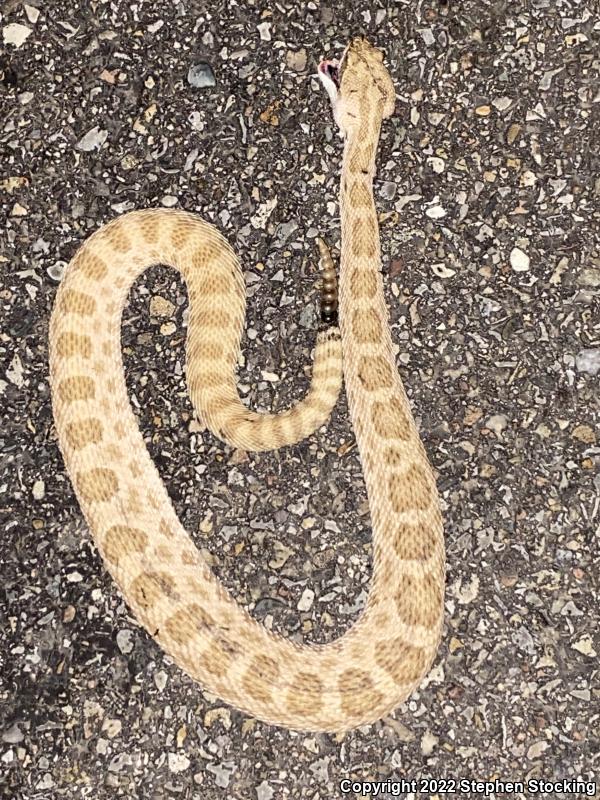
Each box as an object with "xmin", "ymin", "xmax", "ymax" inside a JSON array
[{"xmin": 318, "ymin": 59, "xmax": 340, "ymax": 88}]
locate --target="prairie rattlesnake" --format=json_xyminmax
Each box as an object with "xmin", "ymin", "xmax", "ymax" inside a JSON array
[{"xmin": 49, "ymin": 38, "xmax": 445, "ymax": 731}]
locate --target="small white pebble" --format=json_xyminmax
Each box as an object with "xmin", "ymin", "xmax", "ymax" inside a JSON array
[
  {"xmin": 257, "ymin": 21, "xmax": 271, "ymax": 41},
  {"xmin": 425, "ymin": 205, "xmax": 446, "ymax": 219},
  {"xmin": 286, "ymin": 48, "xmax": 307, "ymax": 72},
  {"xmin": 381, "ymin": 181, "xmax": 397, "ymax": 200},
  {"xmin": 427, "ymin": 156, "xmax": 445, "ymax": 173},
  {"xmin": 572, "ymin": 635, "xmax": 597, "ymax": 657},
  {"xmin": 110, "ymin": 201, "xmax": 135, "ymax": 214},
  {"xmin": 24, "ymin": 5, "xmax": 40, "ymax": 24},
  {"xmin": 454, "ymin": 574, "xmax": 480, "ymax": 604},
  {"xmin": 257, "ymin": 780, "xmax": 275, "ymax": 800},
  {"xmin": 510, "ymin": 247, "xmax": 530, "ymax": 272},
  {"xmin": 486, "ymin": 413, "xmax": 508, "ymax": 436},
  {"xmin": 154, "ymin": 670, "xmax": 168, "ymax": 691},
  {"xmin": 149, "ymin": 295, "xmax": 175, "ymax": 318},
  {"xmin": 575, "ymin": 348, "xmax": 600, "ymax": 376},
  {"xmin": 428, "ymin": 112, "xmax": 445, "ymax": 126},
  {"xmin": 419, "ymin": 27, "xmax": 435, "ymax": 47},
  {"xmin": 420, "ymin": 730, "xmax": 438, "ymax": 755},
  {"xmin": 47, "ymin": 262, "xmax": 67, "ymax": 282},
  {"xmin": 493, "ymin": 96, "xmax": 513, "ymax": 111},
  {"xmin": 32, "ymin": 480, "xmax": 45, "ymax": 500},
  {"xmin": 527, "ymin": 740, "xmax": 549, "ymax": 759},
  {"xmin": 102, "ymin": 718, "xmax": 122, "ymax": 739},
  {"xmin": 431, "ymin": 262, "xmax": 456, "ymax": 278},
  {"xmin": 76, "ymin": 126, "xmax": 108, "ymax": 152},
  {"xmin": 3, "ymin": 23, "xmax": 32, "ymax": 48},
  {"xmin": 6, "ymin": 354, "xmax": 25, "ymax": 387},
  {"xmin": 116, "ymin": 629, "xmax": 134, "ymax": 654},
  {"xmin": 35, "ymin": 774, "xmax": 55, "ymax": 791},
  {"xmin": 168, "ymin": 753, "xmax": 190, "ymax": 773},
  {"xmin": 520, "ymin": 170, "xmax": 537, "ymax": 187},
  {"xmin": 297, "ymin": 588, "xmax": 315, "ymax": 611}
]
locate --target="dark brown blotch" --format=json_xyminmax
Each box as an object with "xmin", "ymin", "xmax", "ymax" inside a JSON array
[
  {"xmin": 352, "ymin": 307, "xmax": 382, "ymax": 344},
  {"xmin": 348, "ymin": 179, "xmax": 372, "ymax": 208},
  {"xmin": 65, "ymin": 418, "xmax": 103, "ymax": 449},
  {"xmin": 357, "ymin": 355, "xmax": 393, "ymax": 391},
  {"xmin": 374, "ymin": 636, "xmax": 428, "ymax": 684},
  {"xmin": 351, "ymin": 219, "xmax": 377, "ymax": 258},
  {"xmin": 394, "ymin": 573, "xmax": 443, "ymax": 629},
  {"xmin": 392, "ymin": 521, "xmax": 439, "ymax": 562},
  {"xmin": 130, "ymin": 570, "xmax": 178, "ymax": 610},
  {"xmin": 105, "ymin": 226, "xmax": 131, "ymax": 253},
  {"xmin": 56, "ymin": 331, "xmax": 92, "ymax": 359},
  {"xmin": 103, "ymin": 524, "xmax": 149, "ymax": 564},
  {"xmin": 163, "ymin": 602, "xmax": 216, "ymax": 646},
  {"xmin": 388, "ymin": 465, "xmax": 433, "ymax": 514},
  {"xmin": 59, "ymin": 289, "xmax": 97, "ymax": 316},
  {"xmin": 338, "ymin": 667, "xmax": 385, "ymax": 719},
  {"xmin": 79, "ymin": 253, "xmax": 108, "ymax": 281},
  {"xmin": 348, "ymin": 268, "xmax": 378, "ymax": 300},
  {"xmin": 196, "ymin": 640, "xmax": 235, "ymax": 677},
  {"xmin": 371, "ymin": 396, "xmax": 412, "ymax": 440},
  {"xmin": 58, "ymin": 375, "xmax": 95, "ymax": 402},
  {"xmin": 171, "ymin": 222, "xmax": 193, "ymax": 250},
  {"xmin": 284, "ymin": 671, "xmax": 324, "ymax": 718},
  {"xmin": 76, "ymin": 467, "xmax": 118, "ymax": 502}
]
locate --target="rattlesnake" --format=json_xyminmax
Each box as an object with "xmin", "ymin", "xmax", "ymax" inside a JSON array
[{"xmin": 49, "ymin": 38, "xmax": 445, "ymax": 732}]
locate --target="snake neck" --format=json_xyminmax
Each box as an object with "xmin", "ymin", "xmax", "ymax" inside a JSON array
[
  {"xmin": 339, "ymin": 107, "xmax": 384, "ymax": 265},
  {"xmin": 338, "ymin": 113, "xmax": 387, "ymax": 344}
]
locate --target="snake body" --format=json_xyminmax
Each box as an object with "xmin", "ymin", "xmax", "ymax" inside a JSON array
[{"xmin": 49, "ymin": 38, "xmax": 445, "ymax": 731}]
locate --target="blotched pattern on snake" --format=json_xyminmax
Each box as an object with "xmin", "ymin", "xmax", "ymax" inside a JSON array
[{"xmin": 49, "ymin": 38, "xmax": 445, "ymax": 731}]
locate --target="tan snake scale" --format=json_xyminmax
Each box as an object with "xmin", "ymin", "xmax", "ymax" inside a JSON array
[{"xmin": 49, "ymin": 39, "xmax": 445, "ymax": 731}]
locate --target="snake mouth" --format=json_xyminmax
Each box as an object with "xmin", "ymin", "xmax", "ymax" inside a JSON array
[{"xmin": 318, "ymin": 59, "xmax": 340, "ymax": 89}]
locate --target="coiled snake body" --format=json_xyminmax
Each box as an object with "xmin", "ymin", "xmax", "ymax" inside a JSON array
[{"xmin": 49, "ymin": 39, "xmax": 445, "ymax": 731}]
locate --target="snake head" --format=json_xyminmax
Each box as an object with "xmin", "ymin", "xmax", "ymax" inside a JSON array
[{"xmin": 318, "ymin": 37, "xmax": 395, "ymax": 135}]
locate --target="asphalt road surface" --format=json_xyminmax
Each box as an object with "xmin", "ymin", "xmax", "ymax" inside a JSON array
[{"xmin": 1, "ymin": 1, "xmax": 598, "ymax": 798}]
